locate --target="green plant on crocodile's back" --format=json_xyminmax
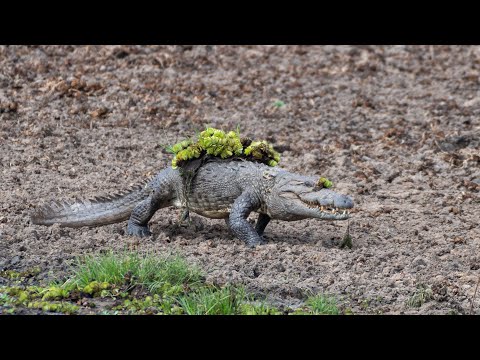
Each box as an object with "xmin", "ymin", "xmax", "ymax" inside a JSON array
[{"xmin": 167, "ymin": 127, "xmax": 280, "ymax": 169}]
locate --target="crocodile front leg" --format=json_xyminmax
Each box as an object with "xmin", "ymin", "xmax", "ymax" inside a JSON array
[
  {"xmin": 228, "ymin": 192, "xmax": 264, "ymax": 247},
  {"xmin": 255, "ymin": 213, "xmax": 271, "ymax": 236}
]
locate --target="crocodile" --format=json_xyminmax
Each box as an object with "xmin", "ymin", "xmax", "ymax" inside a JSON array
[{"xmin": 31, "ymin": 159, "xmax": 354, "ymax": 247}]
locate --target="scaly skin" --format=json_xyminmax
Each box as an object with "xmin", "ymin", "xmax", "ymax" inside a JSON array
[{"xmin": 31, "ymin": 159, "xmax": 354, "ymax": 247}]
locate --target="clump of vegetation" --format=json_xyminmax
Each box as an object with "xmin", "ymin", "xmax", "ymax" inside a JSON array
[
  {"xmin": 305, "ymin": 294, "xmax": 340, "ymax": 315},
  {"xmin": 82, "ymin": 281, "xmax": 111, "ymax": 296},
  {"xmin": 0, "ymin": 268, "xmax": 41, "ymax": 280},
  {"xmin": 66, "ymin": 251, "xmax": 203, "ymax": 296},
  {"xmin": 0, "ymin": 285, "xmax": 78, "ymax": 314},
  {"xmin": 293, "ymin": 293, "xmax": 340, "ymax": 315},
  {"xmin": 178, "ymin": 285, "xmax": 247, "ymax": 315},
  {"xmin": 198, "ymin": 128, "xmax": 244, "ymax": 159},
  {"xmin": 406, "ymin": 284, "xmax": 433, "ymax": 308},
  {"xmin": 340, "ymin": 234, "xmax": 353, "ymax": 249},
  {"xmin": 27, "ymin": 301, "xmax": 79, "ymax": 314},
  {"xmin": 317, "ymin": 177, "xmax": 333, "ymax": 189},
  {"xmin": 166, "ymin": 127, "xmax": 280, "ymax": 169},
  {"xmin": 238, "ymin": 302, "xmax": 283, "ymax": 315},
  {"xmin": 243, "ymin": 140, "xmax": 281, "ymax": 167},
  {"xmin": 0, "ymin": 253, "xmax": 347, "ymax": 315},
  {"xmin": 64, "ymin": 251, "xmax": 284, "ymax": 315},
  {"xmin": 41, "ymin": 285, "xmax": 70, "ymax": 300},
  {"xmin": 340, "ymin": 221, "xmax": 352, "ymax": 249},
  {"xmin": 112, "ymin": 295, "xmax": 168, "ymax": 315}
]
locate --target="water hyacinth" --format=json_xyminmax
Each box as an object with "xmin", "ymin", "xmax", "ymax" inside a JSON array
[
  {"xmin": 317, "ymin": 177, "xmax": 333, "ymax": 189},
  {"xmin": 168, "ymin": 127, "xmax": 280, "ymax": 169},
  {"xmin": 198, "ymin": 128, "xmax": 243, "ymax": 159},
  {"xmin": 244, "ymin": 140, "xmax": 281, "ymax": 166}
]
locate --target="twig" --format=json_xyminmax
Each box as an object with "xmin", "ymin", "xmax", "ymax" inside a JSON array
[{"xmin": 470, "ymin": 276, "xmax": 480, "ymax": 315}]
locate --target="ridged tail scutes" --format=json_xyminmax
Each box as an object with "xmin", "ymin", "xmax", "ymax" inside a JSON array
[{"xmin": 30, "ymin": 181, "xmax": 150, "ymax": 228}]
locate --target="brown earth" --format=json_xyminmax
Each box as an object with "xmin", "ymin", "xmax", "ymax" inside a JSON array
[{"xmin": 0, "ymin": 45, "xmax": 479, "ymax": 314}]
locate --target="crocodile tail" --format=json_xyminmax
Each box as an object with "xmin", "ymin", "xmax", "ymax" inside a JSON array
[{"xmin": 30, "ymin": 181, "xmax": 150, "ymax": 228}]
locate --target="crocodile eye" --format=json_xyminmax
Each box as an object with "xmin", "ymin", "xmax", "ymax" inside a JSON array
[
  {"xmin": 279, "ymin": 192, "xmax": 300, "ymax": 200},
  {"xmin": 289, "ymin": 181, "xmax": 305, "ymax": 186}
]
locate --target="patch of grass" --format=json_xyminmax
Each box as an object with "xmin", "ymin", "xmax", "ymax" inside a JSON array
[
  {"xmin": 239, "ymin": 302, "xmax": 282, "ymax": 315},
  {"xmin": 65, "ymin": 251, "xmax": 203, "ymax": 296},
  {"xmin": 340, "ymin": 234, "xmax": 353, "ymax": 249},
  {"xmin": 1, "ymin": 252, "xmax": 346, "ymax": 315},
  {"xmin": 305, "ymin": 294, "xmax": 340, "ymax": 315},
  {"xmin": 340, "ymin": 221, "xmax": 352, "ymax": 249},
  {"xmin": 273, "ymin": 100, "xmax": 285, "ymax": 108},
  {"xmin": 178, "ymin": 285, "xmax": 247, "ymax": 315},
  {"xmin": 177, "ymin": 285, "xmax": 282, "ymax": 315},
  {"xmin": 360, "ymin": 298, "xmax": 370, "ymax": 310},
  {"xmin": 406, "ymin": 284, "xmax": 433, "ymax": 308}
]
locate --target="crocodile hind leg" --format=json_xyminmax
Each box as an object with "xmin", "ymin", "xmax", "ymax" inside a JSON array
[
  {"xmin": 127, "ymin": 195, "xmax": 159, "ymax": 237},
  {"xmin": 228, "ymin": 192, "xmax": 264, "ymax": 247},
  {"xmin": 126, "ymin": 168, "xmax": 176, "ymax": 237}
]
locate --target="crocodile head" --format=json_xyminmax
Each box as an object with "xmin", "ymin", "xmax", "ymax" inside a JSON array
[{"xmin": 265, "ymin": 172, "xmax": 354, "ymax": 221}]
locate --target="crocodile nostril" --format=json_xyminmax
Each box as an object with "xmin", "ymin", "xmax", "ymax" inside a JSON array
[
  {"xmin": 336, "ymin": 196, "xmax": 354, "ymax": 209},
  {"xmin": 346, "ymin": 197, "xmax": 354, "ymax": 208}
]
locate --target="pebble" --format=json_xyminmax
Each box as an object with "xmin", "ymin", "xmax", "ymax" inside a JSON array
[
  {"xmin": 303, "ymin": 153, "xmax": 317, "ymax": 167},
  {"xmin": 412, "ymin": 256, "xmax": 427, "ymax": 267},
  {"xmin": 391, "ymin": 273, "xmax": 403, "ymax": 281}
]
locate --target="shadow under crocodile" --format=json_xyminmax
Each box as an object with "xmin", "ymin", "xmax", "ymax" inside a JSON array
[{"xmin": 143, "ymin": 214, "xmax": 351, "ymax": 248}]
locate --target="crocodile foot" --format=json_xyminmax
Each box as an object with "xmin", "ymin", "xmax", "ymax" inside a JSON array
[
  {"xmin": 127, "ymin": 222, "xmax": 152, "ymax": 237},
  {"xmin": 246, "ymin": 238, "xmax": 267, "ymax": 248}
]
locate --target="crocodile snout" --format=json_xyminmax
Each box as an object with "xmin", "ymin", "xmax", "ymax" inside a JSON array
[{"xmin": 335, "ymin": 195, "xmax": 354, "ymax": 209}]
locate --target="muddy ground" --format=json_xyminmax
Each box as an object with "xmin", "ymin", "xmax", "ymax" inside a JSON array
[{"xmin": 0, "ymin": 45, "xmax": 479, "ymax": 314}]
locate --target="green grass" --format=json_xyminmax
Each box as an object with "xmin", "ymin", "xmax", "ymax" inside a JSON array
[
  {"xmin": 177, "ymin": 286, "xmax": 282, "ymax": 315},
  {"xmin": 64, "ymin": 251, "xmax": 203, "ymax": 296},
  {"xmin": 1, "ymin": 251, "xmax": 347, "ymax": 315},
  {"xmin": 406, "ymin": 284, "xmax": 433, "ymax": 308},
  {"xmin": 178, "ymin": 285, "xmax": 246, "ymax": 315},
  {"xmin": 305, "ymin": 294, "xmax": 340, "ymax": 315}
]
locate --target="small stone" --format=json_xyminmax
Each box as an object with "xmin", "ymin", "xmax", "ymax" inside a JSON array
[
  {"xmin": 449, "ymin": 207, "xmax": 460, "ymax": 215},
  {"xmin": 303, "ymin": 153, "xmax": 317, "ymax": 167},
  {"xmin": 460, "ymin": 275, "xmax": 478, "ymax": 284},
  {"xmin": 412, "ymin": 256, "xmax": 427, "ymax": 267},
  {"xmin": 90, "ymin": 107, "xmax": 109, "ymax": 118},
  {"xmin": 391, "ymin": 273, "xmax": 403, "ymax": 281},
  {"xmin": 452, "ymin": 236, "xmax": 465, "ymax": 244},
  {"xmin": 10, "ymin": 255, "xmax": 21, "ymax": 265}
]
